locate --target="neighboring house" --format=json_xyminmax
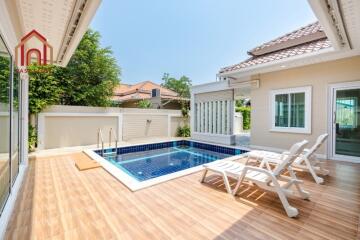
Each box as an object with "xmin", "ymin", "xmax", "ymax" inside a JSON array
[
  {"xmin": 191, "ymin": 0, "xmax": 360, "ymax": 162},
  {"xmin": 112, "ymin": 81, "xmax": 188, "ymax": 109}
]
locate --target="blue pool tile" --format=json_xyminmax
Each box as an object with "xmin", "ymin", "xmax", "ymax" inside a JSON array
[{"xmin": 96, "ymin": 140, "xmax": 247, "ymax": 180}]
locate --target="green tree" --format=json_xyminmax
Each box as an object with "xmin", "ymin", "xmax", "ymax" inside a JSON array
[
  {"xmin": 236, "ymin": 106, "xmax": 251, "ymax": 130},
  {"xmin": 0, "ymin": 55, "xmax": 10, "ymax": 104},
  {"xmin": 137, "ymin": 99, "xmax": 152, "ymax": 108},
  {"xmin": 161, "ymin": 73, "xmax": 191, "ymax": 98},
  {"xmin": 59, "ymin": 29, "xmax": 121, "ymax": 106},
  {"xmin": 28, "ymin": 64, "xmax": 64, "ymax": 114}
]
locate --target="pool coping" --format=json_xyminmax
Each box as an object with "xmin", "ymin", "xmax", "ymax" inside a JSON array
[{"xmin": 84, "ymin": 139, "xmax": 248, "ymax": 191}]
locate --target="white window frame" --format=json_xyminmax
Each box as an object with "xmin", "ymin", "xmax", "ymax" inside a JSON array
[{"xmin": 270, "ymin": 86, "xmax": 312, "ymax": 134}]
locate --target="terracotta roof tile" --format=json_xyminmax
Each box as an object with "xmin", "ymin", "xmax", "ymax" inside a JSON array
[
  {"xmin": 112, "ymin": 81, "xmax": 186, "ymax": 102},
  {"xmin": 249, "ymin": 22, "xmax": 324, "ymax": 55},
  {"xmin": 220, "ymin": 21, "xmax": 332, "ymax": 74},
  {"xmin": 220, "ymin": 38, "xmax": 331, "ymax": 73}
]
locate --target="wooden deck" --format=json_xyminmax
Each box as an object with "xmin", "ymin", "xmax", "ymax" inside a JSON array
[{"xmin": 5, "ymin": 152, "xmax": 360, "ymax": 240}]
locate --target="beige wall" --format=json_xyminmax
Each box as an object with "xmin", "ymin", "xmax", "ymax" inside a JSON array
[
  {"xmin": 43, "ymin": 116, "xmax": 118, "ymax": 149},
  {"xmin": 122, "ymin": 114, "xmax": 168, "ymax": 140},
  {"xmin": 171, "ymin": 117, "xmax": 187, "ymax": 137},
  {"xmin": 251, "ymin": 56, "xmax": 360, "ymax": 155},
  {"xmin": 39, "ymin": 105, "xmax": 184, "ymax": 149}
]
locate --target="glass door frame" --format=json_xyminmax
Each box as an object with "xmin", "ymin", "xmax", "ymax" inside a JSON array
[{"xmin": 328, "ymin": 81, "xmax": 360, "ymax": 163}]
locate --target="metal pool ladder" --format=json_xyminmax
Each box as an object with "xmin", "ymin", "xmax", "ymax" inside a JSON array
[
  {"xmin": 97, "ymin": 128, "xmax": 105, "ymax": 156},
  {"xmin": 109, "ymin": 127, "xmax": 118, "ymax": 152},
  {"xmin": 97, "ymin": 128, "xmax": 118, "ymax": 157}
]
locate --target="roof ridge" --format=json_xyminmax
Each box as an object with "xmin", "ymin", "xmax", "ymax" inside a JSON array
[{"xmin": 248, "ymin": 21, "xmax": 323, "ymax": 56}]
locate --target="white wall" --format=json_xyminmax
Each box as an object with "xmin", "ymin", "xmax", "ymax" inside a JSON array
[{"xmin": 38, "ymin": 105, "xmax": 187, "ymax": 149}]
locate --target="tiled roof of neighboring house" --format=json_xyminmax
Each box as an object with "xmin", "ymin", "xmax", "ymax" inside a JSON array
[
  {"xmin": 112, "ymin": 81, "xmax": 186, "ymax": 102},
  {"xmin": 219, "ymin": 21, "xmax": 332, "ymax": 74}
]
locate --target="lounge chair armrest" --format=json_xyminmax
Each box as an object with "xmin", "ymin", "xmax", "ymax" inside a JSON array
[
  {"xmin": 242, "ymin": 165, "xmax": 276, "ymax": 178},
  {"xmin": 258, "ymin": 158, "xmax": 274, "ymax": 172}
]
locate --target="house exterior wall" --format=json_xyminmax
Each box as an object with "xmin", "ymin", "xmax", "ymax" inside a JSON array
[{"xmin": 251, "ymin": 56, "xmax": 360, "ymax": 155}]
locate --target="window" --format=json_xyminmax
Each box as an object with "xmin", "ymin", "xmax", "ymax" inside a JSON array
[{"xmin": 271, "ymin": 86, "xmax": 311, "ymax": 133}]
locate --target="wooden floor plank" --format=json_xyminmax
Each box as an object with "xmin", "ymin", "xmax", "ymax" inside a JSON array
[{"xmin": 4, "ymin": 153, "xmax": 360, "ymax": 240}]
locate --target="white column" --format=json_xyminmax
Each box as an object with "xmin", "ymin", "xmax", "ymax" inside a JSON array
[
  {"xmin": 222, "ymin": 101, "xmax": 226, "ymax": 134},
  {"xmin": 20, "ymin": 70, "xmax": 29, "ymax": 165},
  {"xmin": 230, "ymin": 100, "xmax": 235, "ymax": 135},
  {"xmin": 201, "ymin": 102, "xmax": 205, "ymax": 132},
  {"xmin": 196, "ymin": 103, "xmax": 200, "ymax": 132},
  {"xmin": 212, "ymin": 102, "xmax": 216, "ymax": 134},
  {"xmin": 190, "ymin": 93, "xmax": 195, "ymax": 133},
  {"xmin": 217, "ymin": 101, "xmax": 221, "ymax": 134},
  {"xmin": 226, "ymin": 100, "xmax": 231, "ymax": 135},
  {"xmin": 204, "ymin": 102, "xmax": 208, "ymax": 133},
  {"xmin": 208, "ymin": 102, "xmax": 213, "ymax": 134}
]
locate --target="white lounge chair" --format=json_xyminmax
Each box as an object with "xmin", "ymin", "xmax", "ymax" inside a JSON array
[
  {"xmin": 201, "ymin": 140, "xmax": 309, "ymax": 218},
  {"xmin": 247, "ymin": 134, "xmax": 329, "ymax": 184}
]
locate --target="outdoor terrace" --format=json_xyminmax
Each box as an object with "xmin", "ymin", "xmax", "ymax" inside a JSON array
[{"xmin": 5, "ymin": 152, "xmax": 360, "ymax": 239}]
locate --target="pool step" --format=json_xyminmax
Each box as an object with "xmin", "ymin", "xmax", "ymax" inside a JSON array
[{"xmin": 103, "ymin": 151, "xmax": 117, "ymax": 156}]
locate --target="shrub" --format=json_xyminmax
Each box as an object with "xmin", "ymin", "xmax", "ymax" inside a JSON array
[
  {"xmin": 236, "ymin": 106, "xmax": 251, "ymax": 130},
  {"xmin": 28, "ymin": 124, "xmax": 37, "ymax": 152},
  {"xmin": 137, "ymin": 99, "xmax": 152, "ymax": 108},
  {"xmin": 176, "ymin": 125, "xmax": 191, "ymax": 137}
]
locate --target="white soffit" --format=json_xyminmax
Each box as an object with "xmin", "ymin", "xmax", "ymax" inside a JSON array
[
  {"xmin": 308, "ymin": 0, "xmax": 360, "ymax": 50},
  {"xmin": 11, "ymin": 0, "xmax": 101, "ymax": 66},
  {"xmin": 336, "ymin": 0, "xmax": 360, "ymax": 49}
]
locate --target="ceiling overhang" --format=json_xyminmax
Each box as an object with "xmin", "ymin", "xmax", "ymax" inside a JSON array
[{"xmin": 5, "ymin": 0, "xmax": 101, "ymax": 67}]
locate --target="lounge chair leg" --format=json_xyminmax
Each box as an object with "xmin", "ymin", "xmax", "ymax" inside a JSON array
[
  {"xmin": 287, "ymin": 167, "xmax": 310, "ymax": 199},
  {"xmin": 232, "ymin": 173, "xmax": 246, "ymax": 196},
  {"xmin": 222, "ymin": 172, "xmax": 233, "ymax": 194},
  {"xmin": 305, "ymin": 158, "xmax": 324, "ymax": 184},
  {"xmin": 274, "ymin": 183, "xmax": 299, "ymax": 218},
  {"xmin": 200, "ymin": 169, "xmax": 208, "ymax": 183},
  {"xmin": 294, "ymin": 182, "xmax": 310, "ymax": 200}
]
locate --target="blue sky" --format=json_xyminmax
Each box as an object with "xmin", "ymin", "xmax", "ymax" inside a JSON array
[{"xmin": 91, "ymin": 0, "xmax": 316, "ymax": 85}]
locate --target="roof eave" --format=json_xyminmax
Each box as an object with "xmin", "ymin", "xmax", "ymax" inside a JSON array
[
  {"xmin": 307, "ymin": 0, "xmax": 351, "ymax": 50},
  {"xmin": 217, "ymin": 47, "xmax": 360, "ymax": 78},
  {"xmin": 57, "ymin": 0, "xmax": 102, "ymax": 67}
]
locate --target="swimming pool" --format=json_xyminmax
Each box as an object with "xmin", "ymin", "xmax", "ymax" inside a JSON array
[{"xmin": 86, "ymin": 140, "xmax": 247, "ymax": 191}]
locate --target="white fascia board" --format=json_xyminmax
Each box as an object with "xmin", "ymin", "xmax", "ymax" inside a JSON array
[
  {"xmin": 219, "ymin": 47, "xmax": 360, "ymax": 79},
  {"xmin": 308, "ymin": 0, "xmax": 343, "ymax": 50},
  {"xmin": 191, "ymin": 80, "xmax": 231, "ymax": 94},
  {"xmin": 59, "ymin": 0, "xmax": 102, "ymax": 66}
]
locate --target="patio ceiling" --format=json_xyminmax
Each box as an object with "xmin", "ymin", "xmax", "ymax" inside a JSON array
[{"xmin": 4, "ymin": 0, "xmax": 101, "ymax": 66}]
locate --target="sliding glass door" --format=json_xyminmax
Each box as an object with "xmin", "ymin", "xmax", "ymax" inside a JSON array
[
  {"xmin": 0, "ymin": 35, "xmax": 11, "ymax": 213},
  {"xmin": 335, "ymin": 87, "xmax": 360, "ymax": 158},
  {"xmin": 331, "ymin": 82, "xmax": 360, "ymax": 162}
]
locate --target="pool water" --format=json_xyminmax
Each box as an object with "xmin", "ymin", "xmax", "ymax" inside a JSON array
[{"xmin": 105, "ymin": 145, "xmax": 233, "ymax": 181}]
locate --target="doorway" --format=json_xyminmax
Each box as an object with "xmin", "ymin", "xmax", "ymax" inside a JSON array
[{"xmin": 329, "ymin": 81, "xmax": 360, "ymax": 162}]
